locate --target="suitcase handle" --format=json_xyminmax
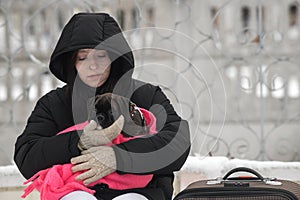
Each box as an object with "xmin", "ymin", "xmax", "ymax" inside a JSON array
[{"xmin": 223, "ymin": 167, "xmax": 264, "ymax": 181}]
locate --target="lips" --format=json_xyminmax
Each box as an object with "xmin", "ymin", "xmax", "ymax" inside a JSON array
[{"xmin": 87, "ymin": 74, "xmax": 101, "ymax": 79}]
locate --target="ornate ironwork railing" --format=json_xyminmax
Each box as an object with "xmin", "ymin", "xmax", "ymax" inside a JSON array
[{"xmin": 0, "ymin": 0, "xmax": 300, "ymax": 165}]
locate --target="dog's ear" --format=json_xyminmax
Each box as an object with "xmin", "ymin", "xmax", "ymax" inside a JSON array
[
  {"xmin": 100, "ymin": 93, "xmax": 113, "ymax": 111},
  {"xmin": 110, "ymin": 93, "xmax": 131, "ymax": 119},
  {"xmin": 87, "ymin": 96, "xmax": 96, "ymax": 121}
]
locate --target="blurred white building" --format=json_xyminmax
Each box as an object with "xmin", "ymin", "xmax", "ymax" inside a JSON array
[{"xmin": 0, "ymin": 0, "xmax": 300, "ymax": 166}]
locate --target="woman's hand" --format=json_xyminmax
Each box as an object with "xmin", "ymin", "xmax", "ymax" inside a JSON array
[
  {"xmin": 71, "ymin": 146, "xmax": 116, "ymax": 185},
  {"xmin": 78, "ymin": 115, "xmax": 124, "ymax": 150}
]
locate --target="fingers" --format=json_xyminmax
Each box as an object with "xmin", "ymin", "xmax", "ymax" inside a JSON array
[
  {"xmin": 84, "ymin": 120, "xmax": 97, "ymax": 132},
  {"xmin": 81, "ymin": 116, "xmax": 124, "ymax": 147},
  {"xmin": 70, "ymin": 146, "xmax": 116, "ymax": 186},
  {"xmin": 107, "ymin": 115, "xmax": 124, "ymax": 134},
  {"xmin": 83, "ymin": 174, "xmax": 101, "ymax": 185},
  {"xmin": 71, "ymin": 161, "xmax": 91, "ymax": 173},
  {"xmin": 70, "ymin": 154, "xmax": 90, "ymax": 165},
  {"xmin": 76, "ymin": 169, "xmax": 96, "ymax": 183},
  {"xmin": 101, "ymin": 115, "xmax": 124, "ymax": 140},
  {"xmin": 115, "ymin": 115, "xmax": 125, "ymax": 130},
  {"xmin": 81, "ymin": 146, "xmax": 102, "ymax": 154}
]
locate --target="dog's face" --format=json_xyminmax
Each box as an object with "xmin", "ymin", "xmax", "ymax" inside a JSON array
[{"xmin": 87, "ymin": 93, "xmax": 148, "ymax": 137}]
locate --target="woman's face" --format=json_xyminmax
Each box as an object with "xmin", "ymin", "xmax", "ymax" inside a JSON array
[{"xmin": 75, "ymin": 49, "xmax": 111, "ymax": 88}]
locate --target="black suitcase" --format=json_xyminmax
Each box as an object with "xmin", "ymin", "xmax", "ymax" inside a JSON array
[{"xmin": 174, "ymin": 167, "xmax": 300, "ymax": 200}]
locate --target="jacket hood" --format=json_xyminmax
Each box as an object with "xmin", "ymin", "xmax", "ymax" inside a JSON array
[{"xmin": 49, "ymin": 13, "xmax": 134, "ymax": 83}]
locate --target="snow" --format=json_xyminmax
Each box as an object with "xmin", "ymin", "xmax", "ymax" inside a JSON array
[
  {"xmin": 0, "ymin": 164, "xmax": 26, "ymax": 188},
  {"xmin": 180, "ymin": 156, "xmax": 300, "ymax": 181},
  {"xmin": 0, "ymin": 156, "xmax": 299, "ymax": 190},
  {"xmin": 180, "ymin": 156, "xmax": 229, "ymax": 178}
]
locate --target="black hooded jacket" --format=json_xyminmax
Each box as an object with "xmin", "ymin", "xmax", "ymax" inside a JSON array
[{"xmin": 14, "ymin": 13, "xmax": 190, "ymax": 200}]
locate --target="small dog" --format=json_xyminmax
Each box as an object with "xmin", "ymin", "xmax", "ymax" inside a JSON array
[{"xmin": 87, "ymin": 93, "xmax": 149, "ymax": 137}]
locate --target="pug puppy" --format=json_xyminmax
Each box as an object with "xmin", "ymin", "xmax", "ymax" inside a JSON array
[{"xmin": 87, "ymin": 93, "xmax": 149, "ymax": 137}]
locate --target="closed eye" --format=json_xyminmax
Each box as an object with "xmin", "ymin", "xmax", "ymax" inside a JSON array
[
  {"xmin": 77, "ymin": 57, "xmax": 86, "ymax": 61},
  {"xmin": 95, "ymin": 55, "xmax": 107, "ymax": 60}
]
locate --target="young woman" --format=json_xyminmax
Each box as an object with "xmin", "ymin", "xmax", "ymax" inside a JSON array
[{"xmin": 14, "ymin": 13, "xmax": 190, "ymax": 200}]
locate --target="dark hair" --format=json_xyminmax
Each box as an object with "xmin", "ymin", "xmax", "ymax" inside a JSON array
[
  {"xmin": 97, "ymin": 57, "xmax": 125, "ymax": 93},
  {"xmin": 60, "ymin": 51, "xmax": 77, "ymax": 84}
]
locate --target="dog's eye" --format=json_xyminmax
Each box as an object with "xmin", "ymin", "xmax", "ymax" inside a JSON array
[{"xmin": 96, "ymin": 113, "xmax": 105, "ymax": 122}]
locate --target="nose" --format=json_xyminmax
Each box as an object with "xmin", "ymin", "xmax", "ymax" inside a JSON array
[{"xmin": 89, "ymin": 60, "xmax": 98, "ymax": 70}]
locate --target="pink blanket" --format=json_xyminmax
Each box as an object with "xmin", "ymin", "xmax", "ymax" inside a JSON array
[{"xmin": 22, "ymin": 108, "xmax": 156, "ymax": 200}]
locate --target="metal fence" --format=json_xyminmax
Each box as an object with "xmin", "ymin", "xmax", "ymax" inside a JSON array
[{"xmin": 1, "ymin": 0, "xmax": 300, "ymax": 165}]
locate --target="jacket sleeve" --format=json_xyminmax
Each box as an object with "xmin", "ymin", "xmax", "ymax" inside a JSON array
[
  {"xmin": 113, "ymin": 86, "xmax": 191, "ymax": 175},
  {"xmin": 14, "ymin": 94, "xmax": 81, "ymax": 179}
]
